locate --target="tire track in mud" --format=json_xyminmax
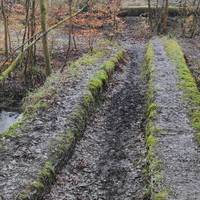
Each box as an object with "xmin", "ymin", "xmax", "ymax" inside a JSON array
[{"xmin": 44, "ymin": 40, "xmax": 147, "ymax": 199}]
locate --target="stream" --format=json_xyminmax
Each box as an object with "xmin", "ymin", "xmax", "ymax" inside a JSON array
[{"xmin": 0, "ymin": 110, "xmax": 20, "ymax": 133}]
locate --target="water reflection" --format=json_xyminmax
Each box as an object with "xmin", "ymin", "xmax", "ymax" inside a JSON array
[{"xmin": 0, "ymin": 111, "xmax": 20, "ymax": 133}]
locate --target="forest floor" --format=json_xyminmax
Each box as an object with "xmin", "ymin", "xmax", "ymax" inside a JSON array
[{"xmin": 0, "ymin": 4, "xmax": 200, "ymax": 199}]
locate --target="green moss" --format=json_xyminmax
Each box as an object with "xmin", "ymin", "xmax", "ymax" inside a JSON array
[
  {"xmin": 78, "ymin": 50, "xmax": 105, "ymax": 66},
  {"xmin": 147, "ymin": 134, "xmax": 157, "ymax": 147},
  {"xmin": 145, "ymin": 41, "xmax": 168, "ymax": 199},
  {"xmin": 38, "ymin": 161, "xmax": 55, "ymax": 183},
  {"xmin": 52, "ymin": 130, "xmax": 75, "ymax": 158},
  {"xmin": 25, "ymin": 101, "xmax": 49, "ymax": 113},
  {"xmin": 164, "ymin": 38, "xmax": 200, "ymax": 145},
  {"xmin": 95, "ymin": 70, "xmax": 109, "ymax": 84},
  {"xmin": 88, "ymin": 50, "xmax": 125, "ymax": 96},
  {"xmin": 88, "ymin": 78, "xmax": 103, "ymax": 95},
  {"xmin": 100, "ymin": 50, "xmax": 124, "ymax": 77},
  {"xmin": 147, "ymin": 103, "xmax": 157, "ymax": 119},
  {"xmin": 153, "ymin": 190, "xmax": 168, "ymax": 200},
  {"xmin": 146, "ymin": 121, "xmax": 154, "ymax": 136},
  {"xmin": 102, "ymin": 61, "xmax": 116, "ymax": 76},
  {"xmin": 0, "ymin": 118, "xmax": 24, "ymax": 139},
  {"xmin": 31, "ymin": 180, "xmax": 44, "ymax": 192},
  {"xmin": 83, "ymin": 91, "xmax": 95, "ymax": 109},
  {"xmin": 116, "ymin": 50, "xmax": 125, "ymax": 61},
  {"xmin": 65, "ymin": 130, "xmax": 75, "ymax": 145},
  {"xmin": 23, "ymin": 75, "xmax": 58, "ymax": 114},
  {"xmin": 16, "ymin": 192, "xmax": 29, "ymax": 200},
  {"xmin": 71, "ymin": 107, "xmax": 88, "ymax": 138}
]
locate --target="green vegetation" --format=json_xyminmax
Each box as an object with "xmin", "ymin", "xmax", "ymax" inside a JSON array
[
  {"xmin": 164, "ymin": 39, "xmax": 200, "ymax": 144},
  {"xmin": 17, "ymin": 161, "xmax": 55, "ymax": 200},
  {"xmin": 144, "ymin": 41, "xmax": 168, "ymax": 200},
  {"xmin": 0, "ymin": 119, "xmax": 24, "ymax": 139},
  {"xmin": 102, "ymin": 60, "xmax": 116, "ymax": 76},
  {"xmin": 153, "ymin": 190, "xmax": 168, "ymax": 200},
  {"xmin": 88, "ymin": 78, "xmax": 103, "ymax": 95},
  {"xmin": 83, "ymin": 91, "xmax": 95, "ymax": 109},
  {"xmin": 79, "ymin": 50, "xmax": 105, "ymax": 65},
  {"xmin": 69, "ymin": 49, "xmax": 106, "ymax": 74},
  {"xmin": 23, "ymin": 49, "xmax": 106, "ymax": 115},
  {"xmin": 23, "ymin": 74, "xmax": 58, "ymax": 114}
]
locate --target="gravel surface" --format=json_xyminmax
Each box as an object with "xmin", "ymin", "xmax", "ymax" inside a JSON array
[
  {"xmin": 152, "ymin": 38, "xmax": 200, "ymax": 200},
  {"xmin": 0, "ymin": 46, "xmax": 118, "ymax": 199},
  {"xmin": 44, "ymin": 19, "xmax": 147, "ymax": 200}
]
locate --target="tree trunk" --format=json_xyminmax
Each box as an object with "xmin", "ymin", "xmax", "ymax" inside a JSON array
[
  {"xmin": 1, "ymin": 0, "xmax": 9, "ymax": 57},
  {"xmin": 148, "ymin": 0, "xmax": 153, "ymax": 31},
  {"xmin": 67, "ymin": 0, "xmax": 72, "ymax": 56},
  {"xmin": 40, "ymin": 0, "xmax": 51, "ymax": 76},
  {"xmin": 162, "ymin": 0, "xmax": 169, "ymax": 33}
]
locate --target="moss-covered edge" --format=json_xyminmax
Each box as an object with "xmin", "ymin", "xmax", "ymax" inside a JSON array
[
  {"xmin": 144, "ymin": 41, "xmax": 168, "ymax": 200},
  {"xmin": 16, "ymin": 49, "xmax": 125, "ymax": 200},
  {"xmin": 164, "ymin": 38, "xmax": 200, "ymax": 144},
  {"xmin": 0, "ymin": 41, "xmax": 114, "ymax": 140}
]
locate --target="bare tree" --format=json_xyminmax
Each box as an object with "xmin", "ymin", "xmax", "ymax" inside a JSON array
[
  {"xmin": 1, "ymin": 0, "xmax": 9, "ymax": 57},
  {"xmin": 40, "ymin": 0, "xmax": 51, "ymax": 76}
]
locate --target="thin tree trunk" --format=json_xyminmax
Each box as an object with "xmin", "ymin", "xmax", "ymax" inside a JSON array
[
  {"xmin": 148, "ymin": 0, "xmax": 153, "ymax": 31},
  {"xmin": 67, "ymin": 0, "xmax": 73, "ymax": 57},
  {"xmin": 30, "ymin": 0, "xmax": 36, "ymax": 66},
  {"xmin": 1, "ymin": 0, "xmax": 9, "ymax": 57},
  {"xmin": 162, "ymin": 0, "xmax": 169, "ymax": 33},
  {"xmin": 40, "ymin": 0, "xmax": 51, "ymax": 76}
]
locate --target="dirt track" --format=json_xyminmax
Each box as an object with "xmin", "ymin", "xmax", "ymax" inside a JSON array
[{"xmin": 44, "ymin": 18, "xmax": 147, "ymax": 200}]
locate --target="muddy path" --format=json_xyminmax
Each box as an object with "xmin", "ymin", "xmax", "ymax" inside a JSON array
[
  {"xmin": 151, "ymin": 38, "xmax": 200, "ymax": 200},
  {"xmin": 44, "ymin": 18, "xmax": 147, "ymax": 200}
]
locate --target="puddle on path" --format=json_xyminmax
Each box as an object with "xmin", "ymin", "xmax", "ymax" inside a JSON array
[{"xmin": 0, "ymin": 110, "xmax": 20, "ymax": 133}]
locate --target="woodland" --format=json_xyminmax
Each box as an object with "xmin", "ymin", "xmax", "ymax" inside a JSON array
[{"xmin": 0, "ymin": 0, "xmax": 200, "ymax": 200}]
